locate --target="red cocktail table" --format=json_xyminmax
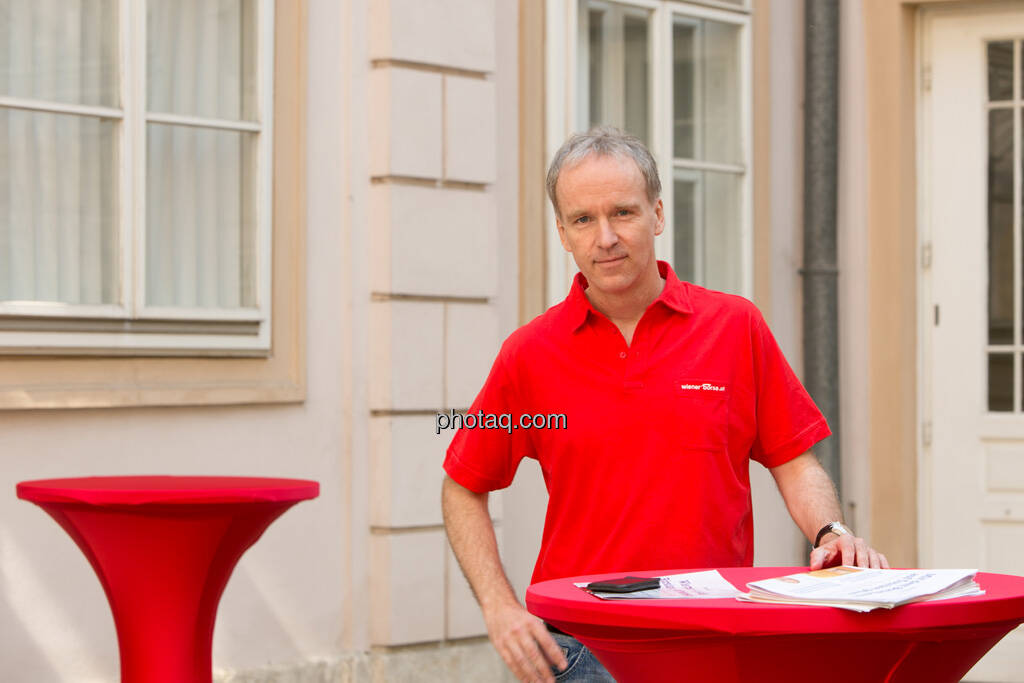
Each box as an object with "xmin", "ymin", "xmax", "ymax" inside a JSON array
[
  {"xmin": 526, "ymin": 566, "xmax": 1024, "ymax": 683},
  {"xmin": 17, "ymin": 476, "xmax": 319, "ymax": 683}
]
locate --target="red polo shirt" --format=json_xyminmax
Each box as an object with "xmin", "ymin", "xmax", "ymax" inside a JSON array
[{"xmin": 444, "ymin": 261, "xmax": 830, "ymax": 584}]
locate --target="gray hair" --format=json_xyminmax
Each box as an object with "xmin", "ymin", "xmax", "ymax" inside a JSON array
[{"xmin": 545, "ymin": 126, "xmax": 662, "ymax": 217}]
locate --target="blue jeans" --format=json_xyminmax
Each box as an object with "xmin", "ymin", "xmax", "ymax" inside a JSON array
[{"xmin": 548, "ymin": 630, "xmax": 616, "ymax": 682}]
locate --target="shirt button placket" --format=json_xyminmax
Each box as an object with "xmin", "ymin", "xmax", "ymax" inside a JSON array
[{"xmin": 621, "ymin": 346, "xmax": 644, "ymax": 390}]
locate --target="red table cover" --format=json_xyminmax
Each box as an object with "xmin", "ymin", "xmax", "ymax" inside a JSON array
[
  {"xmin": 17, "ymin": 476, "xmax": 319, "ymax": 683},
  {"xmin": 16, "ymin": 475, "xmax": 319, "ymax": 505},
  {"xmin": 527, "ymin": 567, "xmax": 1024, "ymax": 683}
]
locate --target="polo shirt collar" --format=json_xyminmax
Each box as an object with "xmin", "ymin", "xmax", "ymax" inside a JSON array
[{"xmin": 561, "ymin": 260, "xmax": 694, "ymax": 333}]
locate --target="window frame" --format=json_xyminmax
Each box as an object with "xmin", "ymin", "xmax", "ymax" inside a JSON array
[
  {"xmin": 545, "ymin": 0, "xmax": 752, "ymax": 303},
  {"xmin": 0, "ymin": 0, "xmax": 275, "ymax": 355},
  {"xmin": 0, "ymin": 0, "xmax": 304, "ymax": 409}
]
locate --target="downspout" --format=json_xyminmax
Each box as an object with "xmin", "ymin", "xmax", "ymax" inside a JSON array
[{"xmin": 802, "ymin": 0, "xmax": 841, "ymax": 493}]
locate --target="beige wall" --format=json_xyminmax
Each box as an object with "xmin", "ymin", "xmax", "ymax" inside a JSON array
[
  {"xmin": 845, "ymin": 0, "xmax": 963, "ymax": 568},
  {"xmin": 748, "ymin": 0, "xmax": 810, "ymax": 568},
  {"xmin": 362, "ymin": 0, "xmax": 512, "ymax": 664},
  {"xmin": 2, "ymin": 3, "xmax": 348, "ymax": 681},
  {"xmin": 2, "ymin": 0, "xmax": 515, "ymax": 680},
  {"xmin": 858, "ymin": 0, "xmax": 954, "ymax": 569},
  {"xmin": 838, "ymin": 0, "xmax": 873, "ymax": 543},
  {"xmin": 754, "ymin": 0, "xmax": 933, "ymax": 568}
]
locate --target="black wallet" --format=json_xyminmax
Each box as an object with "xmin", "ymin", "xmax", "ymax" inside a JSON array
[{"xmin": 586, "ymin": 575, "xmax": 661, "ymax": 593}]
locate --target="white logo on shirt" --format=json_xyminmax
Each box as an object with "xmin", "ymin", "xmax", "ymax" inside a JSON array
[{"xmin": 680, "ymin": 383, "xmax": 726, "ymax": 393}]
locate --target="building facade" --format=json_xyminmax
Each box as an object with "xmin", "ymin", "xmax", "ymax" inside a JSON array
[{"xmin": 1, "ymin": 0, "xmax": 1022, "ymax": 681}]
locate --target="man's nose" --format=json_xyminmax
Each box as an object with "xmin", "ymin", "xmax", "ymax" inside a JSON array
[{"xmin": 596, "ymin": 216, "xmax": 618, "ymax": 248}]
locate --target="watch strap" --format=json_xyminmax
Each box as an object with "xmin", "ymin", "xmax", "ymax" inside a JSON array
[{"xmin": 814, "ymin": 521, "xmax": 850, "ymax": 548}]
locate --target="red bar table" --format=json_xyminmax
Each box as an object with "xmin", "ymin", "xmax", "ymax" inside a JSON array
[
  {"xmin": 526, "ymin": 566, "xmax": 1024, "ymax": 683},
  {"xmin": 17, "ymin": 476, "xmax": 319, "ymax": 683}
]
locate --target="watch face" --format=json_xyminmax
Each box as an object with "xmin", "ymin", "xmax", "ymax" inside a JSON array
[{"xmin": 832, "ymin": 522, "xmax": 852, "ymax": 536}]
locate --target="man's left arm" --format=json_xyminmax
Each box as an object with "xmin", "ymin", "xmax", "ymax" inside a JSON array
[{"xmin": 769, "ymin": 451, "xmax": 890, "ymax": 570}]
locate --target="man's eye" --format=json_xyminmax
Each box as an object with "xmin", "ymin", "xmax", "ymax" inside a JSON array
[
  {"xmin": 616, "ymin": 209, "xmax": 630, "ymax": 216},
  {"xmin": 575, "ymin": 216, "xmax": 590, "ymax": 225}
]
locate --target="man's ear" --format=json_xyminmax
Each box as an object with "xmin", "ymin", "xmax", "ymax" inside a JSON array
[
  {"xmin": 653, "ymin": 198, "xmax": 665, "ymax": 236},
  {"xmin": 556, "ymin": 217, "xmax": 572, "ymax": 252}
]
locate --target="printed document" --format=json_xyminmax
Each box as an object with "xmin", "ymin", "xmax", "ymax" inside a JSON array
[
  {"xmin": 578, "ymin": 570, "xmax": 742, "ymax": 600},
  {"xmin": 739, "ymin": 566, "xmax": 983, "ymax": 612}
]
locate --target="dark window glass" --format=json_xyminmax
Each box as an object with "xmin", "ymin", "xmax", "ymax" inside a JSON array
[
  {"xmin": 623, "ymin": 14, "xmax": 649, "ymax": 145},
  {"xmin": 588, "ymin": 10, "xmax": 603, "ymax": 128},
  {"xmin": 989, "ymin": 353, "xmax": 1014, "ymax": 412},
  {"xmin": 988, "ymin": 41, "xmax": 1013, "ymax": 102},
  {"xmin": 673, "ymin": 22, "xmax": 695, "ymax": 159},
  {"xmin": 989, "ymin": 108, "xmax": 1014, "ymax": 345},
  {"xmin": 673, "ymin": 176, "xmax": 696, "ymax": 282}
]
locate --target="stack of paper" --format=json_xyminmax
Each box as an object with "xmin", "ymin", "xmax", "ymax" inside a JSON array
[
  {"xmin": 577, "ymin": 570, "xmax": 742, "ymax": 600},
  {"xmin": 739, "ymin": 567, "xmax": 983, "ymax": 612}
]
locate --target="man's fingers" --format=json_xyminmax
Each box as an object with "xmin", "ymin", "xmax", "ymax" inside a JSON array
[
  {"xmin": 520, "ymin": 636, "xmax": 556, "ymax": 683},
  {"xmin": 484, "ymin": 604, "xmax": 567, "ymax": 682},
  {"xmin": 495, "ymin": 642, "xmax": 529, "ymax": 682},
  {"xmin": 809, "ymin": 536, "xmax": 889, "ymax": 571},
  {"xmin": 501, "ymin": 624, "xmax": 558, "ymax": 683},
  {"xmin": 505, "ymin": 637, "xmax": 549, "ymax": 683},
  {"xmin": 840, "ymin": 536, "xmax": 855, "ymax": 567},
  {"xmin": 532, "ymin": 624, "xmax": 568, "ymax": 670},
  {"xmin": 809, "ymin": 545, "xmax": 831, "ymax": 570},
  {"xmin": 854, "ymin": 538, "xmax": 869, "ymax": 568}
]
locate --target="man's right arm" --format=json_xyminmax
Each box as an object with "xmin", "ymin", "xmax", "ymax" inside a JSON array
[{"xmin": 441, "ymin": 475, "xmax": 566, "ymax": 683}]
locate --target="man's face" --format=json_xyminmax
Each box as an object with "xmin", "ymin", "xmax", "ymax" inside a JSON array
[{"xmin": 555, "ymin": 154, "xmax": 664, "ymax": 301}]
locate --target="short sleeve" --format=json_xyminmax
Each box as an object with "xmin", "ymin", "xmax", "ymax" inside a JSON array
[
  {"xmin": 748, "ymin": 312, "xmax": 831, "ymax": 468},
  {"xmin": 443, "ymin": 348, "xmax": 535, "ymax": 493}
]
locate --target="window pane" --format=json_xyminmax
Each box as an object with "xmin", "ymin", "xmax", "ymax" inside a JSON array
[
  {"xmin": 673, "ymin": 22, "xmax": 695, "ymax": 158},
  {"xmin": 989, "ymin": 353, "xmax": 1014, "ymax": 412},
  {"xmin": 673, "ymin": 16, "xmax": 741, "ymax": 164},
  {"xmin": 146, "ymin": 123, "xmax": 256, "ymax": 309},
  {"xmin": 702, "ymin": 171, "xmax": 742, "ymax": 293},
  {"xmin": 147, "ymin": 0, "xmax": 257, "ymax": 121},
  {"xmin": 672, "ymin": 169, "xmax": 742, "ymax": 294},
  {"xmin": 989, "ymin": 41, "xmax": 1013, "ymax": 102},
  {"xmin": 0, "ymin": 108, "xmax": 118, "ymax": 304},
  {"xmin": 588, "ymin": 9, "xmax": 603, "ymax": 128},
  {"xmin": 580, "ymin": 2, "xmax": 650, "ymax": 145},
  {"xmin": 673, "ymin": 172, "xmax": 696, "ymax": 282},
  {"xmin": 623, "ymin": 14, "xmax": 649, "ymax": 144},
  {"xmin": 989, "ymin": 108, "xmax": 1013, "ymax": 345},
  {"xmin": 0, "ymin": 0, "xmax": 119, "ymax": 107}
]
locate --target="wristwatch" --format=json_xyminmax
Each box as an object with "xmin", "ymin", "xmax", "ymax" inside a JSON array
[{"xmin": 814, "ymin": 521, "xmax": 852, "ymax": 548}]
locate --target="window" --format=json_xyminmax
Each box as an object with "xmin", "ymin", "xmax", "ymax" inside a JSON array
[
  {"xmin": 0, "ymin": 0, "xmax": 274, "ymax": 354},
  {"xmin": 986, "ymin": 40, "xmax": 1021, "ymax": 412},
  {"xmin": 549, "ymin": 0, "xmax": 751, "ymax": 299}
]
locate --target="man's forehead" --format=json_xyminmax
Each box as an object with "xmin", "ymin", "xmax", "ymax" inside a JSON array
[
  {"xmin": 563, "ymin": 152, "xmax": 643, "ymax": 181},
  {"xmin": 556, "ymin": 153, "xmax": 646, "ymax": 205}
]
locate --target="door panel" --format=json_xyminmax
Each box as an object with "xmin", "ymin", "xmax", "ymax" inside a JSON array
[{"xmin": 924, "ymin": 5, "xmax": 1024, "ymax": 680}]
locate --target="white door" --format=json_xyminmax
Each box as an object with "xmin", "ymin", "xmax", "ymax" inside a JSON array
[{"xmin": 923, "ymin": 4, "xmax": 1024, "ymax": 680}]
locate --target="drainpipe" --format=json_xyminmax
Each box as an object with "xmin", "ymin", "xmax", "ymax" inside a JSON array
[{"xmin": 802, "ymin": 0, "xmax": 841, "ymax": 494}]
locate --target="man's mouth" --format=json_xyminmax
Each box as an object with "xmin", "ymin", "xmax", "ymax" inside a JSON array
[{"xmin": 595, "ymin": 255, "xmax": 627, "ymax": 265}]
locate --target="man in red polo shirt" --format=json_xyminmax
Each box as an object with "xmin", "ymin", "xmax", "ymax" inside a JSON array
[{"xmin": 442, "ymin": 127, "xmax": 887, "ymax": 683}]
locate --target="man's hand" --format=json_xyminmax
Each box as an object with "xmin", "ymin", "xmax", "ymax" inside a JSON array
[
  {"xmin": 809, "ymin": 533, "xmax": 890, "ymax": 570},
  {"xmin": 771, "ymin": 453, "xmax": 891, "ymax": 571},
  {"xmin": 483, "ymin": 600, "xmax": 567, "ymax": 683}
]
